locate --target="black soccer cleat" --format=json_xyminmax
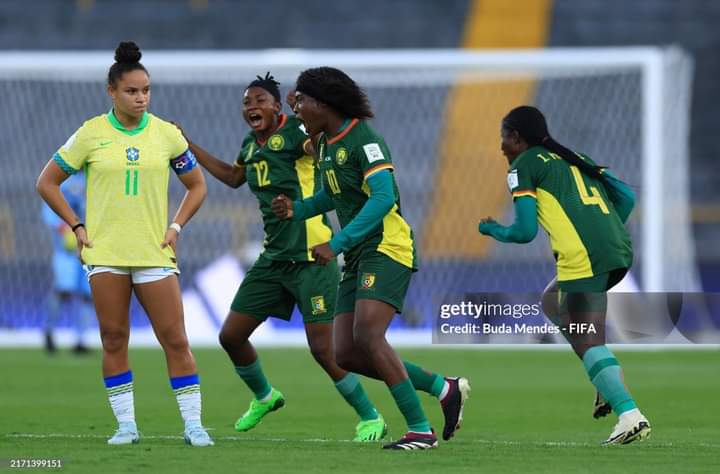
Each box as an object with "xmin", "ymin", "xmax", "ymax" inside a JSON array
[
  {"xmin": 593, "ymin": 391, "xmax": 612, "ymax": 419},
  {"xmin": 440, "ymin": 377, "xmax": 471, "ymax": 441},
  {"xmin": 382, "ymin": 430, "xmax": 438, "ymax": 450}
]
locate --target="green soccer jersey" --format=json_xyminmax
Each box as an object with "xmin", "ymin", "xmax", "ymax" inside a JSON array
[
  {"xmin": 508, "ymin": 146, "xmax": 633, "ymax": 281},
  {"xmin": 237, "ymin": 114, "xmax": 332, "ymax": 262},
  {"xmin": 317, "ymin": 119, "xmax": 416, "ymax": 270}
]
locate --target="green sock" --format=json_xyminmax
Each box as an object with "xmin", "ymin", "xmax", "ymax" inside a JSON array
[
  {"xmin": 334, "ymin": 373, "xmax": 378, "ymax": 421},
  {"xmin": 234, "ymin": 359, "xmax": 272, "ymax": 400},
  {"xmin": 583, "ymin": 346, "xmax": 637, "ymax": 415},
  {"xmin": 389, "ymin": 379, "xmax": 431, "ymax": 433},
  {"xmin": 403, "ymin": 361, "xmax": 445, "ymax": 398}
]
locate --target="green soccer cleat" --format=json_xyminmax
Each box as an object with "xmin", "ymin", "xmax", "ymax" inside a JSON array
[
  {"xmin": 353, "ymin": 414, "xmax": 388, "ymax": 442},
  {"xmin": 234, "ymin": 388, "xmax": 285, "ymax": 432}
]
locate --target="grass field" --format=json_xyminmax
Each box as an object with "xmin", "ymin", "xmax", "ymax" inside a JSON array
[{"xmin": 1, "ymin": 347, "xmax": 719, "ymax": 473}]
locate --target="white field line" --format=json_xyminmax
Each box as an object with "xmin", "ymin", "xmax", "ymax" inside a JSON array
[{"xmin": 5, "ymin": 433, "xmax": 719, "ymax": 449}]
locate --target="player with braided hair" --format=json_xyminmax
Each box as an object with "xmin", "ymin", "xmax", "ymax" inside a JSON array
[
  {"xmin": 479, "ymin": 105, "xmax": 651, "ymax": 445},
  {"xmin": 178, "ymin": 72, "xmax": 387, "ymax": 442}
]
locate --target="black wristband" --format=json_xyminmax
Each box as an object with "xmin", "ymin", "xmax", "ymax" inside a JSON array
[{"xmin": 71, "ymin": 222, "xmax": 85, "ymax": 232}]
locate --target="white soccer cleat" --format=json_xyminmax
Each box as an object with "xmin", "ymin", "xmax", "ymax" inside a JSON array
[
  {"xmin": 602, "ymin": 409, "xmax": 651, "ymax": 445},
  {"xmin": 184, "ymin": 422, "xmax": 214, "ymax": 447},
  {"xmin": 107, "ymin": 421, "xmax": 140, "ymax": 445}
]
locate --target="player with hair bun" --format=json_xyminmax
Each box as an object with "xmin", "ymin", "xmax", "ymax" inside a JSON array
[{"xmin": 36, "ymin": 41, "xmax": 213, "ymax": 446}]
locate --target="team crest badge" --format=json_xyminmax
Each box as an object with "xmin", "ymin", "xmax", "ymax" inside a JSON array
[
  {"xmin": 311, "ymin": 296, "xmax": 327, "ymax": 315},
  {"xmin": 335, "ymin": 147, "xmax": 348, "ymax": 165},
  {"xmin": 361, "ymin": 273, "xmax": 376, "ymax": 289},
  {"xmin": 126, "ymin": 147, "xmax": 140, "ymax": 161},
  {"xmin": 268, "ymin": 134, "xmax": 285, "ymax": 151}
]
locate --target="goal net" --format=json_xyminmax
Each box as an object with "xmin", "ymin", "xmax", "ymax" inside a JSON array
[{"xmin": 0, "ymin": 47, "xmax": 709, "ymax": 346}]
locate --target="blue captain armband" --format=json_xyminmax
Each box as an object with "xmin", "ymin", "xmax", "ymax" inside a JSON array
[
  {"xmin": 53, "ymin": 153, "xmax": 79, "ymax": 175},
  {"xmin": 170, "ymin": 148, "xmax": 198, "ymax": 175}
]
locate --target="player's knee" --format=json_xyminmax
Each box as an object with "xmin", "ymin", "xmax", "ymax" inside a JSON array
[
  {"xmin": 352, "ymin": 327, "xmax": 381, "ymax": 354},
  {"xmin": 542, "ymin": 290, "xmax": 567, "ymax": 327},
  {"xmin": 309, "ymin": 343, "xmax": 334, "ymax": 367},
  {"xmin": 334, "ymin": 345, "xmax": 356, "ymax": 371},
  {"xmin": 218, "ymin": 326, "xmax": 248, "ymax": 352},
  {"xmin": 218, "ymin": 327, "xmax": 234, "ymax": 351},
  {"xmin": 159, "ymin": 330, "xmax": 190, "ymax": 354},
  {"xmin": 100, "ymin": 328, "xmax": 129, "ymax": 354}
]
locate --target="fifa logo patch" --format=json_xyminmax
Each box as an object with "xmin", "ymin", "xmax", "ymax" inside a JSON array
[
  {"xmin": 311, "ymin": 296, "xmax": 326, "ymax": 315},
  {"xmin": 126, "ymin": 147, "xmax": 140, "ymax": 162},
  {"xmin": 268, "ymin": 134, "xmax": 285, "ymax": 151},
  {"xmin": 361, "ymin": 273, "xmax": 376, "ymax": 289}
]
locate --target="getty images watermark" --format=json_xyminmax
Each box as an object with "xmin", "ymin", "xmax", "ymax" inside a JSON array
[{"xmin": 431, "ymin": 292, "xmax": 720, "ymax": 344}]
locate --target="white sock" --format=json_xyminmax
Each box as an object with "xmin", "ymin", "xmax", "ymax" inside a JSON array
[
  {"xmin": 259, "ymin": 388, "xmax": 274, "ymax": 403},
  {"xmin": 620, "ymin": 408, "xmax": 641, "ymax": 420},
  {"xmin": 106, "ymin": 382, "xmax": 135, "ymax": 424},
  {"xmin": 174, "ymin": 385, "xmax": 202, "ymax": 425}
]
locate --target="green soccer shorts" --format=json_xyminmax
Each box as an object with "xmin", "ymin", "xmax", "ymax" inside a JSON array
[
  {"xmin": 231, "ymin": 254, "xmax": 339, "ymax": 323},
  {"xmin": 557, "ymin": 267, "xmax": 628, "ymax": 293},
  {"xmin": 556, "ymin": 268, "xmax": 628, "ymax": 314},
  {"xmin": 335, "ymin": 250, "xmax": 413, "ymax": 315}
]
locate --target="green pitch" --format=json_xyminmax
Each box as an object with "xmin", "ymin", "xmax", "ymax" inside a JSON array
[{"xmin": 1, "ymin": 348, "xmax": 718, "ymax": 473}]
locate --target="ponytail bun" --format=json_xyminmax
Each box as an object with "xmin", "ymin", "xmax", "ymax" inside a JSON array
[{"xmin": 114, "ymin": 41, "xmax": 142, "ymax": 64}]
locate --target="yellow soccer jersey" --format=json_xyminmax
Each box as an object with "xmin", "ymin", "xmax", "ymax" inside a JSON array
[{"xmin": 54, "ymin": 110, "xmax": 196, "ymax": 268}]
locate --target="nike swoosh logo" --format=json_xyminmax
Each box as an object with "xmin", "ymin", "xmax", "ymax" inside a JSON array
[{"xmin": 99, "ymin": 141, "xmax": 113, "ymax": 147}]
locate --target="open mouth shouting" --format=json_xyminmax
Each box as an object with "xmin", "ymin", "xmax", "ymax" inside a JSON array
[{"xmin": 247, "ymin": 110, "xmax": 264, "ymax": 130}]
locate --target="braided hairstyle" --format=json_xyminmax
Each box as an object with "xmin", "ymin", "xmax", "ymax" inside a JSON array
[
  {"xmin": 108, "ymin": 41, "xmax": 148, "ymax": 87},
  {"xmin": 247, "ymin": 72, "xmax": 281, "ymax": 102},
  {"xmin": 296, "ymin": 67, "xmax": 373, "ymax": 120},
  {"xmin": 502, "ymin": 105, "xmax": 604, "ymax": 180}
]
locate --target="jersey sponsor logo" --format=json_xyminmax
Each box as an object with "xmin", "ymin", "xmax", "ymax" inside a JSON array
[
  {"xmin": 99, "ymin": 140, "xmax": 113, "ymax": 147},
  {"xmin": 363, "ymin": 143, "xmax": 385, "ymax": 163},
  {"xmin": 335, "ymin": 147, "xmax": 348, "ymax": 165},
  {"xmin": 507, "ymin": 170, "xmax": 519, "ymax": 191},
  {"xmin": 360, "ymin": 273, "xmax": 376, "ymax": 289},
  {"xmin": 62, "ymin": 132, "xmax": 78, "ymax": 151},
  {"xmin": 268, "ymin": 134, "xmax": 285, "ymax": 151},
  {"xmin": 311, "ymin": 296, "xmax": 327, "ymax": 315},
  {"xmin": 126, "ymin": 147, "xmax": 140, "ymax": 162}
]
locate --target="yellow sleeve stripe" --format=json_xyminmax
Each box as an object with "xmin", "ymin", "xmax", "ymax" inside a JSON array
[
  {"xmin": 363, "ymin": 163, "xmax": 394, "ymax": 179},
  {"xmin": 232, "ymin": 159, "xmax": 245, "ymax": 168},
  {"xmin": 512, "ymin": 190, "xmax": 537, "ymax": 199}
]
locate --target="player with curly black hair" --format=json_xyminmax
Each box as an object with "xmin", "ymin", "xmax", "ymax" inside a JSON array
[{"xmin": 272, "ymin": 67, "xmax": 471, "ymax": 450}]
